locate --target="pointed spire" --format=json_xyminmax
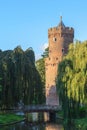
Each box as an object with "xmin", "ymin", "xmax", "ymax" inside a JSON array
[{"xmin": 57, "ymin": 16, "xmax": 65, "ymax": 28}]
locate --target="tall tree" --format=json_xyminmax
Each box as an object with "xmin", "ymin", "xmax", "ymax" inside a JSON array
[
  {"xmin": 0, "ymin": 46, "xmax": 43, "ymax": 109},
  {"xmin": 35, "ymin": 47, "xmax": 49, "ymax": 103},
  {"xmin": 56, "ymin": 41, "xmax": 87, "ymax": 122},
  {"xmin": 41, "ymin": 47, "xmax": 49, "ymax": 58},
  {"xmin": 36, "ymin": 58, "xmax": 46, "ymax": 103}
]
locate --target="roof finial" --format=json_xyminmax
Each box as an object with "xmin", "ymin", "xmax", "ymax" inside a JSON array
[{"xmin": 60, "ymin": 16, "xmax": 62, "ymax": 22}]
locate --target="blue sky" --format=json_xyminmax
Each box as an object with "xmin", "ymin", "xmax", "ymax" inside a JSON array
[{"xmin": 0, "ymin": 0, "xmax": 87, "ymax": 59}]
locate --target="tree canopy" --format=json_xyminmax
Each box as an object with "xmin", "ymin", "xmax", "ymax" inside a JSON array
[
  {"xmin": 35, "ymin": 47, "xmax": 49, "ymax": 103},
  {"xmin": 36, "ymin": 58, "xmax": 46, "ymax": 103},
  {"xmin": 41, "ymin": 47, "xmax": 49, "ymax": 58},
  {"xmin": 56, "ymin": 41, "xmax": 87, "ymax": 122},
  {"xmin": 0, "ymin": 46, "xmax": 44, "ymax": 109}
]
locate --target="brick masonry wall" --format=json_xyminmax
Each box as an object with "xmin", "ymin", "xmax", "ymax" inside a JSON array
[{"xmin": 45, "ymin": 24, "xmax": 74, "ymax": 106}]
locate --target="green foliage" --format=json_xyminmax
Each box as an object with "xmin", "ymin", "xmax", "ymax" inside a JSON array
[
  {"xmin": 25, "ymin": 47, "xmax": 35, "ymax": 64},
  {"xmin": 35, "ymin": 47, "xmax": 49, "ymax": 102},
  {"xmin": 56, "ymin": 41, "xmax": 87, "ymax": 122},
  {"xmin": 79, "ymin": 106, "xmax": 87, "ymax": 118},
  {"xmin": 36, "ymin": 58, "xmax": 46, "ymax": 103},
  {"xmin": 0, "ymin": 78, "xmax": 2, "ymax": 92},
  {"xmin": 0, "ymin": 113, "xmax": 24, "ymax": 124},
  {"xmin": 41, "ymin": 47, "xmax": 49, "ymax": 58},
  {"xmin": 74, "ymin": 118, "xmax": 87, "ymax": 130},
  {"xmin": 0, "ymin": 46, "xmax": 44, "ymax": 109}
]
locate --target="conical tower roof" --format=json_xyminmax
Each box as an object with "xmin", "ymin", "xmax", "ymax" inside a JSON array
[{"xmin": 57, "ymin": 16, "xmax": 65, "ymax": 28}]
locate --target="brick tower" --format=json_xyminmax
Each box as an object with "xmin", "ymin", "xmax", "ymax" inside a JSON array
[{"xmin": 45, "ymin": 17, "xmax": 74, "ymax": 106}]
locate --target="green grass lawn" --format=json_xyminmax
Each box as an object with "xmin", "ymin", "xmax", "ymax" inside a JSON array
[
  {"xmin": 74, "ymin": 117, "xmax": 87, "ymax": 129},
  {"xmin": 0, "ymin": 113, "xmax": 25, "ymax": 125}
]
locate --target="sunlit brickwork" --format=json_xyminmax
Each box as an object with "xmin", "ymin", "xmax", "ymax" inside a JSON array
[{"xmin": 45, "ymin": 17, "xmax": 74, "ymax": 105}]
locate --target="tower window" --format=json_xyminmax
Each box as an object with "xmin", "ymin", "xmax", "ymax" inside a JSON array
[
  {"xmin": 53, "ymin": 64, "xmax": 56, "ymax": 66},
  {"xmin": 62, "ymin": 48, "xmax": 64, "ymax": 52},
  {"xmin": 53, "ymin": 37, "xmax": 57, "ymax": 42}
]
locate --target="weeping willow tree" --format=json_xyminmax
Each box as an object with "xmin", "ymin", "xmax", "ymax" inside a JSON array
[
  {"xmin": 56, "ymin": 41, "xmax": 87, "ymax": 122},
  {"xmin": 0, "ymin": 46, "xmax": 44, "ymax": 109}
]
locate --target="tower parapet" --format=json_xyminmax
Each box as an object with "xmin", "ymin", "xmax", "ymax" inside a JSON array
[{"xmin": 48, "ymin": 27, "xmax": 74, "ymax": 42}]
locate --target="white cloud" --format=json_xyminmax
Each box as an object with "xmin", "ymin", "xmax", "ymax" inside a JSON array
[
  {"xmin": 35, "ymin": 42, "xmax": 49, "ymax": 61},
  {"xmin": 35, "ymin": 53, "xmax": 42, "ymax": 61},
  {"xmin": 40, "ymin": 43, "xmax": 48, "ymax": 51}
]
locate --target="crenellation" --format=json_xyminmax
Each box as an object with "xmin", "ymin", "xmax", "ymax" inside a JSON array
[{"xmin": 48, "ymin": 28, "xmax": 74, "ymax": 39}]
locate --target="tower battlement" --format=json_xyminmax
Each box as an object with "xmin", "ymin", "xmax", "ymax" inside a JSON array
[{"xmin": 48, "ymin": 26, "xmax": 74, "ymax": 38}]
